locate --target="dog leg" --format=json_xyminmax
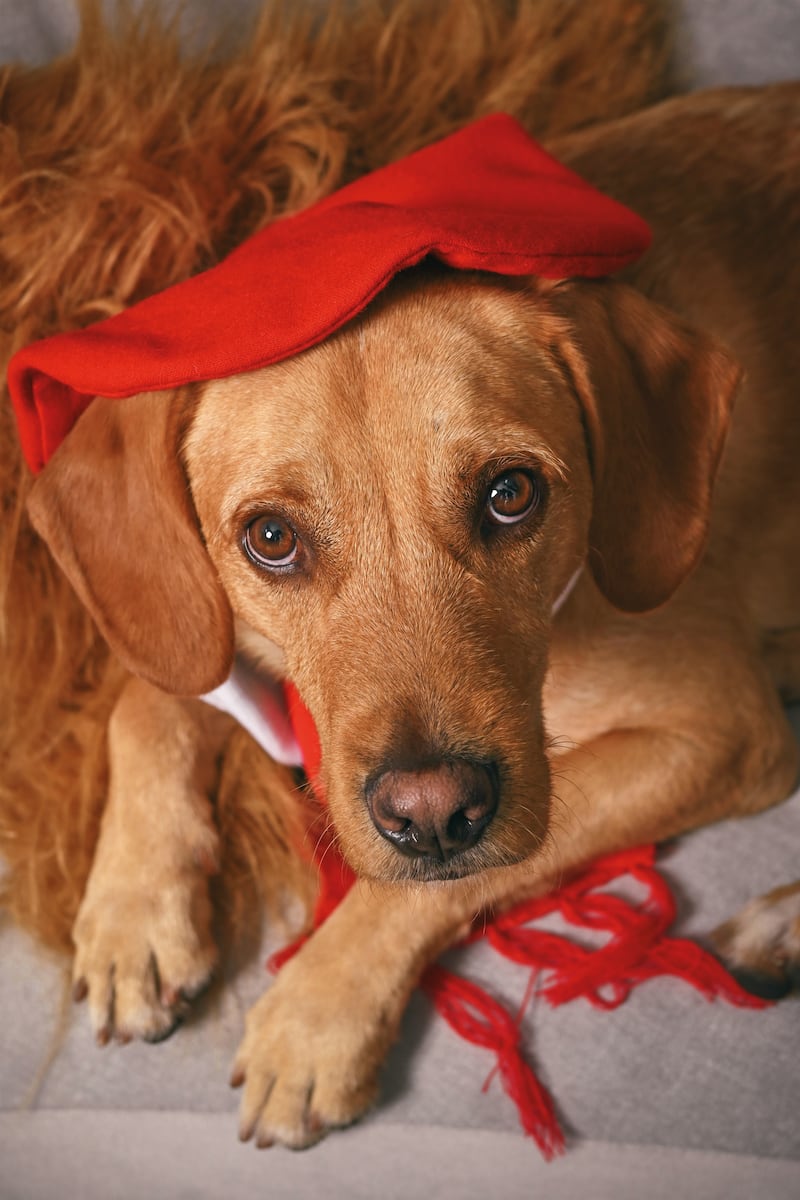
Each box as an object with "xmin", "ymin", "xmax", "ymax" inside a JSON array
[
  {"xmin": 231, "ymin": 876, "xmax": 482, "ymax": 1149},
  {"xmin": 545, "ymin": 719, "xmax": 798, "ymax": 871},
  {"xmin": 710, "ymin": 881, "xmax": 800, "ymax": 999},
  {"xmin": 72, "ymin": 677, "xmax": 230, "ymax": 1043},
  {"xmin": 232, "ymin": 699, "xmax": 798, "ymax": 1148}
]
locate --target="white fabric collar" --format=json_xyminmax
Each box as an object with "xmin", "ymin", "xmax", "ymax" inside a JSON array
[
  {"xmin": 202, "ymin": 654, "xmax": 303, "ymax": 767},
  {"xmin": 551, "ymin": 564, "xmax": 583, "ymax": 617}
]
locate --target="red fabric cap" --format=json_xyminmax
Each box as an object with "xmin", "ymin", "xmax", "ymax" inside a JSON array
[{"xmin": 8, "ymin": 113, "xmax": 650, "ymax": 473}]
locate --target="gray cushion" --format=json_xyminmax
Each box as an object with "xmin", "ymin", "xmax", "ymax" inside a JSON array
[{"xmin": 1, "ymin": 1117, "xmax": 799, "ymax": 1200}]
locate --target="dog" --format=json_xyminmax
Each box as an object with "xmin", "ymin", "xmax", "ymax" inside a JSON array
[
  {"xmin": 17, "ymin": 80, "xmax": 800, "ymax": 1150},
  {"xmin": 0, "ymin": 0, "xmax": 672, "ymax": 956}
]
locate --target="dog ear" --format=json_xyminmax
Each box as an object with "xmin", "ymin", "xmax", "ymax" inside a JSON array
[
  {"xmin": 540, "ymin": 279, "xmax": 741, "ymax": 612},
  {"xmin": 27, "ymin": 388, "xmax": 234, "ymax": 695}
]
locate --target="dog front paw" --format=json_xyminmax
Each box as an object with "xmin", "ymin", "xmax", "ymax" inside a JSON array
[
  {"xmin": 711, "ymin": 880, "xmax": 800, "ymax": 999},
  {"xmin": 230, "ymin": 953, "xmax": 394, "ymax": 1150},
  {"xmin": 72, "ymin": 844, "xmax": 219, "ymax": 1044}
]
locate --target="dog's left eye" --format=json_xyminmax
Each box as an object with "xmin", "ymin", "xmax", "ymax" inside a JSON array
[
  {"xmin": 243, "ymin": 514, "xmax": 301, "ymax": 569},
  {"xmin": 485, "ymin": 469, "xmax": 541, "ymax": 526}
]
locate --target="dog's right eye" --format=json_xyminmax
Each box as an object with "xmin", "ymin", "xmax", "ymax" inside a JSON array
[
  {"xmin": 243, "ymin": 515, "xmax": 301, "ymax": 570},
  {"xmin": 484, "ymin": 468, "xmax": 542, "ymax": 527}
]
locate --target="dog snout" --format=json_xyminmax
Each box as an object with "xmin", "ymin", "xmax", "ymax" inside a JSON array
[{"xmin": 366, "ymin": 759, "xmax": 498, "ymax": 861}]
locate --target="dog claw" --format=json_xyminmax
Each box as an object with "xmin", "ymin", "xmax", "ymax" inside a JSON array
[
  {"xmin": 160, "ymin": 984, "xmax": 181, "ymax": 1008},
  {"xmin": 229, "ymin": 1066, "xmax": 245, "ymax": 1089},
  {"xmin": 72, "ymin": 977, "xmax": 88, "ymax": 1003},
  {"xmin": 727, "ymin": 964, "xmax": 793, "ymax": 1001},
  {"xmin": 306, "ymin": 1111, "xmax": 324, "ymax": 1135},
  {"xmin": 143, "ymin": 1015, "xmax": 182, "ymax": 1045},
  {"xmin": 238, "ymin": 1119, "xmax": 256, "ymax": 1144}
]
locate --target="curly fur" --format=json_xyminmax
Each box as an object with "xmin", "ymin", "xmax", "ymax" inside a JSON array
[{"xmin": 0, "ymin": 0, "xmax": 672, "ymax": 955}]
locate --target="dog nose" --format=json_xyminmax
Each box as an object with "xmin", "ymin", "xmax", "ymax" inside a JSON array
[{"xmin": 367, "ymin": 759, "xmax": 498, "ymax": 860}]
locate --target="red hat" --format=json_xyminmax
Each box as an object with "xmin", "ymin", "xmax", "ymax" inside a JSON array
[{"xmin": 8, "ymin": 113, "xmax": 650, "ymax": 473}]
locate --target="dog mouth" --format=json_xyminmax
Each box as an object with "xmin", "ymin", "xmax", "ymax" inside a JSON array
[{"xmin": 373, "ymin": 838, "xmax": 531, "ymax": 884}]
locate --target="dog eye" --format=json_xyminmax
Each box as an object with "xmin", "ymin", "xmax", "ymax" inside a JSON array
[
  {"xmin": 485, "ymin": 469, "xmax": 540, "ymax": 526},
  {"xmin": 243, "ymin": 514, "xmax": 301, "ymax": 569}
]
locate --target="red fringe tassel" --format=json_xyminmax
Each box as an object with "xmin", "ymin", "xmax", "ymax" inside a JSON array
[{"xmin": 421, "ymin": 963, "xmax": 565, "ymax": 1160}]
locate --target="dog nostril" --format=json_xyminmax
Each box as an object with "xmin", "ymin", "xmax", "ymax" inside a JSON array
[
  {"xmin": 446, "ymin": 807, "xmax": 480, "ymax": 846},
  {"xmin": 377, "ymin": 811, "xmax": 412, "ymax": 837},
  {"xmin": 367, "ymin": 759, "xmax": 498, "ymax": 861}
]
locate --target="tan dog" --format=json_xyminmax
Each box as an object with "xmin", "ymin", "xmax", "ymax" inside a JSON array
[{"xmin": 26, "ymin": 83, "xmax": 800, "ymax": 1148}]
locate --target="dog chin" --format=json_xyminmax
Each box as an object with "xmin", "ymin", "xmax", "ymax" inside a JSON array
[{"xmin": 367, "ymin": 841, "xmax": 530, "ymax": 885}]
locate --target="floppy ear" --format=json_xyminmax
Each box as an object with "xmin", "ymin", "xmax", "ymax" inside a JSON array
[
  {"xmin": 541, "ymin": 279, "xmax": 741, "ymax": 612},
  {"xmin": 27, "ymin": 388, "xmax": 234, "ymax": 695}
]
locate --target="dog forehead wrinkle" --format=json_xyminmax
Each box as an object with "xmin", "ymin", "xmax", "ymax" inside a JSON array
[
  {"xmin": 343, "ymin": 287, "xmax": 576, "ymax": 469},
  {"xmin": 351, "ymin": 287, "xmax": 530, "ymax": 399}
]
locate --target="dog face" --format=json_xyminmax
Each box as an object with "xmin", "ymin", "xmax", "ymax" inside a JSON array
[
  {"xmin": 183, "ymin": 276, "xmax": 592, "ymax": 881},
  {"xmin": 27, "ymin": 270, "xmax": 739, "ymax": 882}
]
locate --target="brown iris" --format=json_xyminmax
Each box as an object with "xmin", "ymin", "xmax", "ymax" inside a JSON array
[
  {"xmin": 243, "ymin": 514, "xmax": 300, "ymax": 568},
  {"xmin": 485, "ymin": 469, "xmax": 540, "ymax": 526}
]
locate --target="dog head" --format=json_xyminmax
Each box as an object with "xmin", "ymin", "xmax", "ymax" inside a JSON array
[{"xmin": 27, "ymin": 269, "xmax": 739, "ymax": 882}]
